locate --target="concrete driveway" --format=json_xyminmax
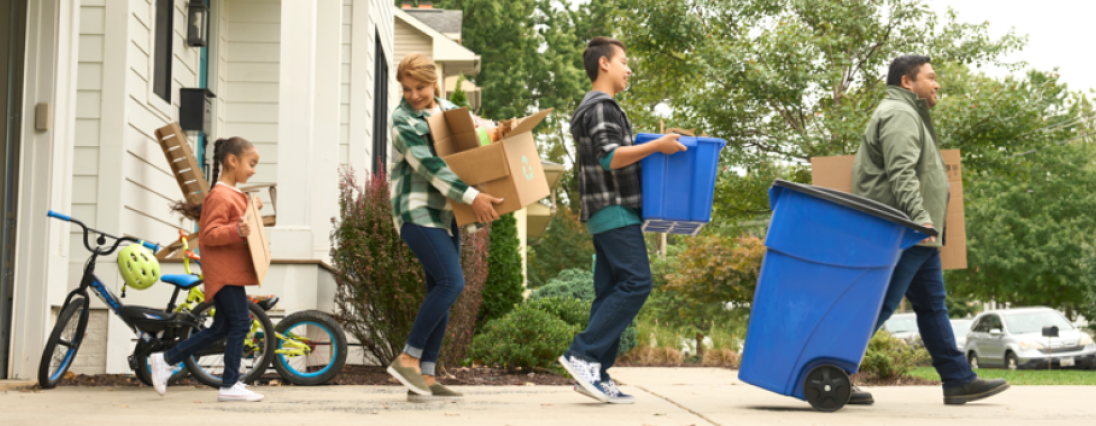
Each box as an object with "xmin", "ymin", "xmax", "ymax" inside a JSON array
[{"xmin": 1, "ymin": 367, "xmax": 1091, "ymax": 425}]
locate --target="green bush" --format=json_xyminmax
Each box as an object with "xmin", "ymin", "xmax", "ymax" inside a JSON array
[
  {"xmin": 469, "ymin": 304, "xmax": 578, "ymax": 372},
  {"xmin": 860, "ymin": 330, "xmax": 931, "ymax": 380},
  {"xmin": 529, "ymin": 269, "xmax": 595, "ymax": 301},
  {"xmin": 528, "ymin": 271, "xmax": 638, "ymax": 356},
  {"xmin": 526, "ymin": 297, "xmax": 591, "ymax": 329},
  {"xmin": 478, "ymin": 212, "xmax": 525, "ymax": 329}
]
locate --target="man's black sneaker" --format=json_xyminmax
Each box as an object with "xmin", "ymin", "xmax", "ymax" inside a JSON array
[
  {"xmin": 848, "ymin": 385, "xmax": 874, "ymax": 405},
  {"xmin": 943, "ymin": 378, "xmax": 1010, "ymax": 405}
]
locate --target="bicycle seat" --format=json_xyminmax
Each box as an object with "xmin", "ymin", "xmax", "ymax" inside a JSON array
[
  {"xmin": 248, "ymin": 295, "xmax": 279, "ymax": 311},
  {"xmin": 161, "ymin": 274, "xmax": 203, "ymax": 289}
]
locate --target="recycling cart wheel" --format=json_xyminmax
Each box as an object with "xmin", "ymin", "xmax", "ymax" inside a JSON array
[{"xmin": 803, "ymin": 364, "xmax": 851, "ymax": 412}]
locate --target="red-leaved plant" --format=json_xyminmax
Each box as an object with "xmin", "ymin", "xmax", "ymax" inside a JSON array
[{"xmin": 331, "ymin": 167, "xmax": 489, "ymax": 369}]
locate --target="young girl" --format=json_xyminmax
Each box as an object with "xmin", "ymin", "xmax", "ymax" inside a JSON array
[
  {"xmin": 387, "ymin": 53, "xmax": 501, "ymax": 402},
  {"xmin": 151, "ymin": 137, "xmax": 265, "ymax": 402}
]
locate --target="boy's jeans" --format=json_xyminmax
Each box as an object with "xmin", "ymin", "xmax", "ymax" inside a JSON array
[
  {"xmin": 567, "ymin": 224, "xmax": 652, "ymax": 382},
  {"xmin": 872, "ymin": 246, "xmax": 977, "ymax": 388}
]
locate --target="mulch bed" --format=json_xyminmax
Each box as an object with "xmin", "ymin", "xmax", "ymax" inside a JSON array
[{"xmin": 53, "ymin": 365, "xmax": 574, "ymax": 388}]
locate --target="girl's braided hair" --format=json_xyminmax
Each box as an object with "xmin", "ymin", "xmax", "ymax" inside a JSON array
[{"xmin": 170, "ymin": 137, "xmax": 253, "ymax": 220}]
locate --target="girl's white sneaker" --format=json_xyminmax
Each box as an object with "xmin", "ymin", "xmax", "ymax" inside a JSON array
[{"xmin": 217, "ymin": 382, "xmax": 264, "ymax": 402}]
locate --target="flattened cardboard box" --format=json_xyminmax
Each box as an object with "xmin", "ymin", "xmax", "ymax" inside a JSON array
[
  {"xmin": 243, "ymin": 197, "xmax": 272, "ymax": 283},
  {"xmin": 810, "ymin": 149, "xmax": 966, "ymax": 270},
  {"xmin": 427, "ymin": 107, "xmax": 552, "ymax": 226}
]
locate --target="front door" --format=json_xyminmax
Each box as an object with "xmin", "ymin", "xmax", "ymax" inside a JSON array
[{"xmin": 0, "ymin": 0, "xmax": 25, "ymax": 379}]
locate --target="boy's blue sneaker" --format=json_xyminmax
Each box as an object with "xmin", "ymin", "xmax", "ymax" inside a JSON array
[
  {"xmin": 601, "ymin": 380, "xmax": 636, "ymax": 404},
  {"xmin": 558, "ymin": 355, "xmax": 608, "ymax": 402},
  {"xmin": 574, "ymin": 380, "xmax": 635, "ymax": 404}
]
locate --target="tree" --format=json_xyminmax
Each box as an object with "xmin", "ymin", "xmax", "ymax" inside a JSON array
[
  {"xmin": 614, "ymin": 0, "xmax": 1025, "ymax": 223},
  {"xmin": 527, "ymin": 206, "xmax": 595, "ymax": 288},
  {"xmin": 478, "ymin": 213, "xmax": 525, "ymax": 328},
  {"xmin": 661, "ymin": 235, "xmax": 766, "ymax": 360},
  {"xmin": 449, "ymin": 73, "xmax": 470, "ymax": 108}
]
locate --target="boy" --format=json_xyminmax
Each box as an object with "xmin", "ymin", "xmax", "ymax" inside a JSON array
[{"xmin": 558, "ymin": 37, "xmax": 685, "ymax": 404}]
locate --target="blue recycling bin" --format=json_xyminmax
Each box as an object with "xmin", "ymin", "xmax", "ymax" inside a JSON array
[
  {"xmin": 634, "ymin": 134, "xmax": 726, "ymax": 236},
  {"xmin": 738, "ymin": 180, "xmax": 937, "ymax": 412}
]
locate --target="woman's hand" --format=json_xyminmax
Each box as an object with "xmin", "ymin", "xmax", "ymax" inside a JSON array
[
  {"xmin": 237, "ymin": 218, "xmax": 251, "ymax": 238},
  {"xmin": 472, "ymin": 193, "xmax": 504, "ymax": 223}
]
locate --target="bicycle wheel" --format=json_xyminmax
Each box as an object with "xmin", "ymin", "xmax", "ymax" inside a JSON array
[
  {"xmin": 273, "ymin": 310, "xmax": 348, "ymax": 386},
  {"xmin": 38, "ymin": 297, "xmax": 89, "ymax": 389},
  {"xmin": 183, "ymin": 300, "xmax": 275, "ymax": 388},
  {"xmin": 133, "ymin": 341, "xmax": 191, "ymax": 387}
]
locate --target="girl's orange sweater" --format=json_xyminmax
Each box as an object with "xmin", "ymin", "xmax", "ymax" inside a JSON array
[{"xmin": 199, "ymin": 183, "xmax": 259, "ymax": 300}]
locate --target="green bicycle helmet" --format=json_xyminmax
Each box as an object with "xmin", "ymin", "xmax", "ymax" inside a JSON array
[{"xmin": 118, "ymin": 244, "xmax": 160, "ymax": 291}]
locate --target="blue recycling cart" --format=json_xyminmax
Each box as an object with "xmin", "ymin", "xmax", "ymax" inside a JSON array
[
  {"xmin": 634, "ymin": 133, "xmax": 726, "ymax": 236},
  {"xmin": 738, "ymin": 180, "xmax": 937, "ymax": 412}
]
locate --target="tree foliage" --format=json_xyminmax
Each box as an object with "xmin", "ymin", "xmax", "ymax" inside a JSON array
[{"xmin": 478, "ymin": 212, "xmax": 525, "ymax": 328}]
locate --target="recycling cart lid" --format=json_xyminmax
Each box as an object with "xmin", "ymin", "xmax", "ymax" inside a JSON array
[{"xmin": 772, "ymin": 179, "xmax": 939, "ymax": 238}]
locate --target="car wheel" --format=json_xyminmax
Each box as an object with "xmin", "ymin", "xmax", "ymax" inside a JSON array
[
  {"xmin": 968, "ymin": 352, "xmax": 980, "ymax": 369},
  {"xmin": 1005, "ymin": 352, "xmax": 1019, "ymax": 371}
]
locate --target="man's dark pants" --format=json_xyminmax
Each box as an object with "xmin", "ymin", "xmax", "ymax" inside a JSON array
[{"xmin": 873, "ymin": 246, "xmax": 977, "ymax": 388}]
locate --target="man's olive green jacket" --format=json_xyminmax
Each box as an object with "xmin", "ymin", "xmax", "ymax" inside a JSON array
[{"xmin": 852, "ymin": 86, "xmax": 948, "ymax": 247}]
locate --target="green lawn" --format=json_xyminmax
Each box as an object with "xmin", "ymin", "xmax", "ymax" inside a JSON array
[{"xmin": 908, "ymin": 367, "xmax": 1096, "ymax": 385}]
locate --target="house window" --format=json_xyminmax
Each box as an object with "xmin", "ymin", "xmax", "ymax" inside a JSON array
[
  {"xmin": 372, "ymin": 32, "xmax": 389, "ymax": 174},
  {"xmin": 153, "ymin": 0, "xmax": 173, "ymax": 103}
]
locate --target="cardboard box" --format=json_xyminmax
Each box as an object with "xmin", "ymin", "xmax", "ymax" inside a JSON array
[
  {"xmin": 810, "ymin": 149, "xmax": 966, "ymax": 270},
  {"xmin": 243, "ymin": 196, "xmax": 272, "ymax": 283},
  {"xmin": 427, "ymin": 107, "xmax": 552, "ymax": 226}
]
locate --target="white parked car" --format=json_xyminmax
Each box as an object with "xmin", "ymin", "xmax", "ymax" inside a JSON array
[{"xmin": 964, "ymin": 307, "xmax": 1096, "ymax": 370}]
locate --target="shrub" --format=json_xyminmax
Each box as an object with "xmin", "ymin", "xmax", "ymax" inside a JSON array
[
  {"xmin": 860, "ymin": 330, "xmax": 931, "ymax": 380},
  {"xmin": 468, "ymin": 304, "xmax": 578, "ymax": 372},
  {"xmin": 528, "ymin": 269, "xmax": 638, "ymax": 355},
  {"xmin": 529, "ymin": 269, "xmax": 595, "ymax": 301},
  {"xmin": 331, "ymin": 167, "xmax": 489, "ymax": 369},
  {"xmin": 525, "ymin": 297, "xmax": 591, "ymax": 329},
  {"xmin": 527, "ymin": 207, "xmax": 595, "ymax": 288},
  {"xmin": 478, "ymin": 212, "xmax": 524, "ymax": 329}
]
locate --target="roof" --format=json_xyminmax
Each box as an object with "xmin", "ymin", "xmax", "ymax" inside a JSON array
[
  {"xmin": 403, "ymin": 9, "xmax": 463, "ymax": 39},
  {"xmin": 393, "ymin": 7, "xmax": 479, "ymax": 73}
]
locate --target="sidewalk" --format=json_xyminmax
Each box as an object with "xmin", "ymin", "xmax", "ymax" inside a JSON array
[{"xmin": 1, "ymin": 368, "xmax": 1092, "ymax": 425}]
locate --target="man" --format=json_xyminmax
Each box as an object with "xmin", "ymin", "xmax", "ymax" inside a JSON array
[
  {"xmin": 850, "ymin": 55, "xmax": 1009, "ymax": 405},
  {"xmin": 557, "ymin": 37, "xmax": 685, "ymax": 404}
]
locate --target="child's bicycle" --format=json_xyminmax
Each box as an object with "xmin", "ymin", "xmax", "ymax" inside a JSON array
[
  {"xmin": 164, "ymin": 229, "xmax": 347, "ymax": 386},
  {"xmin": 37, "ymin": 211, "xmax": 277, "ymax": 389}
]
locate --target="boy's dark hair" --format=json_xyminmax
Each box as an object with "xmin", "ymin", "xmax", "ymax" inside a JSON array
[
  {"xmin": 887, "ymin": 55, "xmax": 932, "ymax": 87},
  {"xmin": 583, "ymin": 37, "xmax": 627, "ymax": 82},
  {"xmin": 170, "ymin": 137, "xmax": 253, "ymax": 220}
]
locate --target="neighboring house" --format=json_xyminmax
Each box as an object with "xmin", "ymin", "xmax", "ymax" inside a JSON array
[
  {"xmin": 393, "ymin": 2, "xmax": 563, "ymax": 286},
  {"xmin": 2, "ymin": 0, "xmax": 397, "ymax": 379}
]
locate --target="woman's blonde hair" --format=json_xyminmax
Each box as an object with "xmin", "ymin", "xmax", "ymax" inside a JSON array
[{"xmin": 397, "ymin": 53, "xmax": 441, "ymax": 98}]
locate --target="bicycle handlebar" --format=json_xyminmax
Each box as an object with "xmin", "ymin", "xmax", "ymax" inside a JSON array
[
  {"xmin": 141, "ymin": 240, "xmax": 161, "ymax": 252},
  {"xmin": 47, "ymin": 210, "xmax": 71, "ymax": 222},
  {"xmin": 46, "ymin": 211, "xmax": 147, "ymax": 256}
]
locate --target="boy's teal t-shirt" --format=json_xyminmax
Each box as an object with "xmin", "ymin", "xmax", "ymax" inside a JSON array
[{"xmin": 586, "ymin": 149, "xmax": 642, "ymax": 235}]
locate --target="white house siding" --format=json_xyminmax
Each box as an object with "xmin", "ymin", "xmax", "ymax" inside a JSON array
[
  {"xmin": 68, "ymin": 0, "xmax": 107, "ymax": 375},
  {"xmin": 223, "ymin": 0, "xmax": 280, "ymax": 218},
  {"xmin": 393, "ymin": 19, "xmax": 431, "ymax": 65},
  {"xmin": 340, "ymin": 0, "xmax": 351, "ymax": 168}
]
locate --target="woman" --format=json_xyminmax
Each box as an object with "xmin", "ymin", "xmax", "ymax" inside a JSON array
[{"xmin": 385, "ymin": 52, "xmax": 502, "ymax": 402}]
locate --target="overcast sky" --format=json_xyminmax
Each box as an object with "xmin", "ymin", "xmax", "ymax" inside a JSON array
[
  {"xmin": 565, "ymin": 0, "xmax": 1094, "ymax": 95},
  {"xmin": 927, "ymin": 0, "xmax": 1095, "ymax": 95}
]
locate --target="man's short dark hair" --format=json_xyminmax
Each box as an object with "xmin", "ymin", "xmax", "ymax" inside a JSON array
[
  {"xmin": 584, "ymin": 37, "xmax": 627, "ymax": 82},
  {"xmin": 887, "ymin": 55, "xmax": 932, "ymax": 87}
]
